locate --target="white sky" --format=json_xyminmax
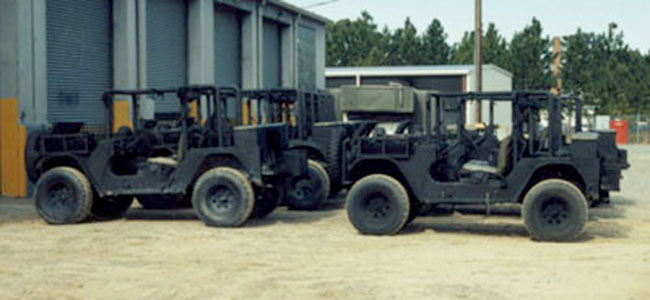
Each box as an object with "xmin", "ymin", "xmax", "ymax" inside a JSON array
[{"xmin": 287, "ymin": 0, "xmax": 650, "ymax": 53}]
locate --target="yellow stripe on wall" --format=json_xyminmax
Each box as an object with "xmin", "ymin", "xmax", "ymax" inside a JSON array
[
  {"xmin": 0, "ymin": 98, "xmax": 27, "ymax": 197},
  {"xmin": 112, "ymin": 99, "xmax": 132, "ymax": 133}
]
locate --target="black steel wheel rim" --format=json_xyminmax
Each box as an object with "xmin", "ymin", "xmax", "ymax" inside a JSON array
[
  {"xmin": 541, "ymin": 197, "xmax": 570, "ymax": 226},
  {"xmin": 363, "ymin": 193, "xmax": 393, "ymax": 225},
  {"xmin": 206, "ymin": 184, "xmax": 238, "ymax": 215},
  {"xmin": 292, "ymin": 179, "xmax": 313, "ymax": 200},
  {"xmin": 45, "ymin": 182, "xmax": 76, "ymax": 215}
]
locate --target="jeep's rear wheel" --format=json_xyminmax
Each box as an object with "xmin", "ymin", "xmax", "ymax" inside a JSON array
[
  {"xmin": 346, "ymin": 174, "xmax": 410, "ymax": 235},
  {"xmin": 522, "ymin": 179, "xmax": 588, "ymax": 241},
  {"xmin": 286, "ymin": 160, "xmax": 330, "ymax": 211},
  {"xmin": 34, "ymin": 167, "xmax": 93, "ymax": 224},
  {"xmin": 192, "ymin": 167, "xmax": 255, "ymax": 227}
]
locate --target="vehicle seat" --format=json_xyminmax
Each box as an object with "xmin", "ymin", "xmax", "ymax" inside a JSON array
[
  {"xmin": 496, "ymin": 136, "xmax": 512, "ymax": 175},
  {"xmin": 461, "ymin": 136, "xmax": 511, "ymax": 176},
  {"xmin": 147, "ymin": 156, "xmax": 179, "ymax": 167},
  {"xmin": 462, "ymin": 160, "xmax": 498, "ymax": 175}
]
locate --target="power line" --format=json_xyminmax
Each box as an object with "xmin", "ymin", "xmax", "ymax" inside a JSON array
[{"xmin": 303, "ymin": 0, "xmax": 342, "ymax": 9}]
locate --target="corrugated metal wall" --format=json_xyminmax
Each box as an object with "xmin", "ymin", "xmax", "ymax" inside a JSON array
[
  {"xmin": 147, "ymin": 0, "xmax": 188, "ymax": 114},
  {"xmin": 262, "ymin": 19, "xmax": 281, "ymax": 89},
  {"xmin": 214, "ymin": 5, "xmax": 242, "ymax": 88},
  {"xmin": 355, "ymin": 76, "xmax": 464, "ymax": 93},
  {"xmin": 46, "ymin": 0, "xmax": 113, "ymax": 125},
  {"xmin": 298, "ymin": 25, "xmax": 316, "ymax": 91}
]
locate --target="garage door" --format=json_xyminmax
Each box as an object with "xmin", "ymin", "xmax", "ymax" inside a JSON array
[
  {"xmin": 298, "ymin": 25, "xmax": 316, "ymax": 91},
  {"xmin": 263, "ymin": 20, "xmax": 282, "ymax": 89},
  {"xmin": 147, "ymin": 0, "xmax": 188, "ymax": 114},
  {"xmin": 214, "ymin": 5, "xmax": 242, "ymax": 88},
  {"xmin": 46, "ymin": 0, "xmax": 113, "ymax": 125}
]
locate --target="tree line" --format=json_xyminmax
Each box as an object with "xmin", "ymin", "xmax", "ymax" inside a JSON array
[{"xmin": 326, "ymin": 12, "xmax": 650, "ymax": 115}]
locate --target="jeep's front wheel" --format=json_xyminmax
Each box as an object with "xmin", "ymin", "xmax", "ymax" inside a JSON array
[
  {"xmin": 522, "ymin": 179, "xmax": 588, "ymax": 241},
  {"xmin": 286, "ymin": 160, "xmax": 330, "ymax": 211},
  {"xmin": 34, "ymin": 167, "xmax": 93, "ymax": 224},
  {"xmin": 346, "ymin": 174, "xmax": 410, "ymax": 235},
  {"xmin": 192, "ymin": 167, "xmax": 255, "ymax": 227}
]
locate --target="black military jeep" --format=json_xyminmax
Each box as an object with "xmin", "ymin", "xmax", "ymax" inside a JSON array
[
  {"xmin": 242, "ymin": 89, "xmax": 371, "ymax": 210},
  {"xmin": 342, "ymin": 91, "xmax": 629, "ymax": 241},
  {"xmin": 25, "ymin": 86, "xmax": 317, "ymax": 227}
]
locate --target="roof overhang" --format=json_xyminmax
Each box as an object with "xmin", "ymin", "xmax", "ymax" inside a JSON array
[
  {"xmin": 326, "ymin": 64, "xmax": 513, "ymax": 78},
  {"xmin": 267, "ymin": 0, "xmax": 332, "ymax": 24}
]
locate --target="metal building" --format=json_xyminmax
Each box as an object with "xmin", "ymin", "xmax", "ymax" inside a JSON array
[
  {"xmin": 0, "ymin": 0, "xmax": 328, "ymax": 197},
  {"xmin": 326, "ymin": 64, "xmax": 513, "ymax": 130}
]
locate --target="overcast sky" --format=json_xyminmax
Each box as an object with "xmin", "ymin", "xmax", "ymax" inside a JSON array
[{"xmin": 287, "ymin": 0, "xmax": 650, "ymax": 53}]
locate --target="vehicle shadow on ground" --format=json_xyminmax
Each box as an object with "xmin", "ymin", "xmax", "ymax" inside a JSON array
[
  {"xmin": 0, "ymin": 198, "xmax": 38, "ymax": 225},
  {"xmin": 588, "ymin": 196, "xmax": 630, "ymax": 220},
  {"xmin": 124, "ymin": 206, "xmax": 339, "ymax": 226},
  {"xmin": 246, "ymin": 208, "xmax": 339, "ymax": 227},
  {"xmin": 124, "ymin": 208, "xmax": 199, "ymax": 221},
  {"xmin": 404, "ymin": 217, "xmax": 529, "ymax": 238},
  {"xmin": 400, "ymin": 198, "xmax": 632, "ymax": 240}
]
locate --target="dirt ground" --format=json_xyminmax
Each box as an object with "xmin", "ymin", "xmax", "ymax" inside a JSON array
[{"xmin": 1, "ymin": 147, "xmax": 649, "ymax": 300}]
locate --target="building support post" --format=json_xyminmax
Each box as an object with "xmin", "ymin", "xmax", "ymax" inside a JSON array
[{"xmin": 474, "ymin": 0, "xmax": 482, "ymax": 123}]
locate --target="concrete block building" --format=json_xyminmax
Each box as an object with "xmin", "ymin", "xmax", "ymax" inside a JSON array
[{"xmin": 0, "ymin": 0, "xmax": 328, "ymax": 197}]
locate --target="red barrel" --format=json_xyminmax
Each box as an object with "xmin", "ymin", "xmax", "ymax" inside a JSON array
[{"xmin": 610, "ymin": 119, "xmax": 628, "ymax": 145}]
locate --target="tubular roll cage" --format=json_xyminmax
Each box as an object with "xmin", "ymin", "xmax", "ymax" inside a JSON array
[
  {"xmin": 425, "ymin": 91, "xmax": 584, "ymax": 165},
  {"xmin": 242, "ymin": 88, "xmax": 326, "ymax": 141},
  {"xmin": 102, "ymin": 85, "xmax": 242, "ymax": 144}
]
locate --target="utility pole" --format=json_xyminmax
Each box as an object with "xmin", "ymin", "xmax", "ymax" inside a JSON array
[
  {"xmin": 551, "ymin": 36, "xmax": 562, "ymax": 95},
  {"xmin": 474, "ymin": 0, "xmax": 483, "ymax": 122}
]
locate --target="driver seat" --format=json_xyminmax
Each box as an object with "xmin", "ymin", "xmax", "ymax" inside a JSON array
[{"xmin": 461, "ymin": 136, "xmax": 512, "ymax": 176}]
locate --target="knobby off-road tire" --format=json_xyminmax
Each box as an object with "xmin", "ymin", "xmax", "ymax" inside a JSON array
[
  {"xmin": 34, "ymin": 167, "xmax": 93, "ymax": 224},
  {"xmin": 522, "ymin": 179, "xmax": 588, "ymax": 242},
  {"xmin": 91, "ymin": 195, "xmax": 133, "ymax": 221},
  {"xmin": 286, "ymin": 160, "xmax": 331, "ymax": 211},
  {"xmin": 192, "ymin": 167, "xmax": 255, "ymax": 227},
  {"xmin": 326, "ymin": 129, "xmax": 346, "ymax": 196},
  {"xmin": 346, "ymin": 174, "xmax": 411, "ymax": 235}
]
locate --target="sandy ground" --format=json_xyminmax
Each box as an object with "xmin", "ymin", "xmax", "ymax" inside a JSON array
[{"xmin": 1, "ymin": 147, "xmax": 650, "ymax": 300}]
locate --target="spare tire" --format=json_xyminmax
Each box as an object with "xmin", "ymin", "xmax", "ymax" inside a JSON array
[{"xmin": 326, "ymin": 128, "xmax": 347, "ymax": 196}]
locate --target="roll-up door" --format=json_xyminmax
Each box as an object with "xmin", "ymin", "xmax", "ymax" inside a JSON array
[
  {"xmin": 46, "ymin": 0, "xmax": 113, "ymax": 125},
  {"xmin": 147, "ymin": 0, "xmax": 188, "ymax": 114},
  {"xmin": 214, "ymin": 5, "xmax": 242, "ymax": 88},
  {"xmin": 262, "ymin": 20, "xmax": 282, "ymax": 89},
  {"xmin": 298, "ymin": 25, "xmax": 316, "ymax": 91}
]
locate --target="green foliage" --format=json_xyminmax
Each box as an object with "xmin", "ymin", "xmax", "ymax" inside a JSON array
[
  {"xmin": 325, "ymin": 11, "xmax": 385, "ymax": 67},
  {"xmin": 450, "ymin": 23, "xmax": 509, "ymax": 68},
  {"xmin": 482, "ymin": 23, "xmax": 510, "ymax": 70},
  {"xmin": 390, "ymin": 18, "xmax": 421, "ymax": 65},
  {"xmin": 450, "ymin": 31, "xmax": 474, "ymax": 64},
  {"xmin": 325, "ymin": 12, "xmax": 649, "ymax": 114},
  {"xmin": 563, "ymin": 23, "xmax": 650, "ymax": 114},
  {"xmin": 420, "ymin": 19, "xmax": 451, "ymax": 65},
  {"xmin": 509, "ymin": 18, "xmax": 552, "ymax": 90}
]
